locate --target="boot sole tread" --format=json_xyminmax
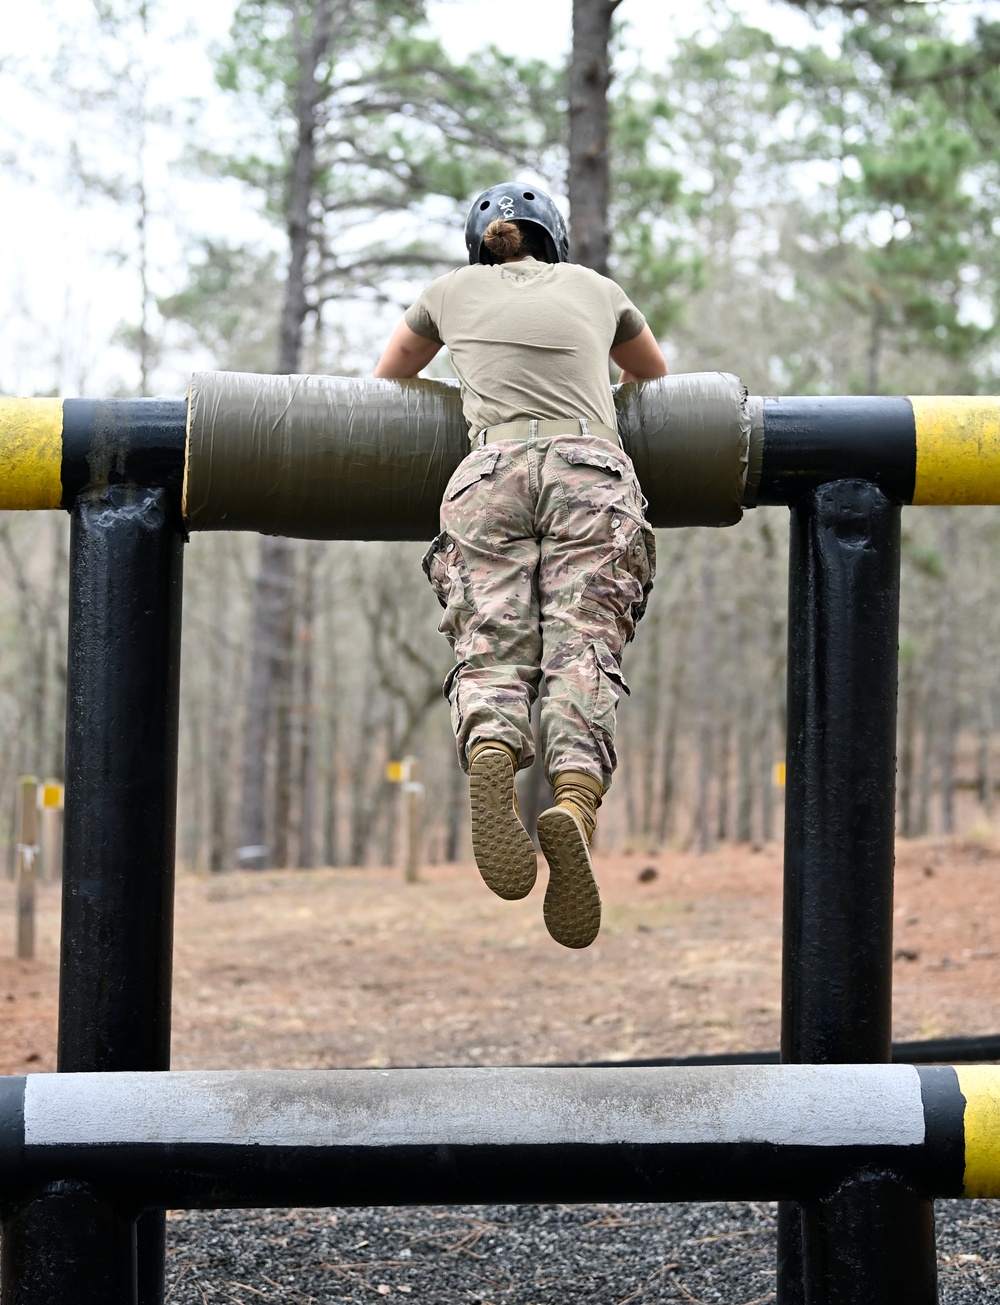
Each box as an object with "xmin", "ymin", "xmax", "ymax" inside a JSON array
[
  {"xmin": 537, "ymin": 806, "xmax": 601, "ymax": 949},
  {"xmin": 469, "ymin": 750, "xmax": 537, "ymax": 900}
]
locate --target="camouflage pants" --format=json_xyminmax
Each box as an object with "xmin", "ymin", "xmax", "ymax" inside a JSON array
[{"xmin": 422, "ymin": 434, "xmax": 655, "ymax": 789}]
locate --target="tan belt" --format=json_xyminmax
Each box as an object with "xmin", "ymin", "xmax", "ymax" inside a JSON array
[{"xmin": 478, "ymin": 417, "xmax": 620, "ymax": 447}]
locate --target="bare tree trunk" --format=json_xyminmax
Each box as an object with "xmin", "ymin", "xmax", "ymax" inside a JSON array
[
  {"xmin": 271, "ymin": 546, "xmax": 298, "ymax": 868},
  {"xmin": 716, "ymin": 720, "xmax": 730, "ymax": 842},
  {"xmin": 937, "ymin": 514, "xmax": 958, "ymax": 835},
  {"xmin": 382, "ymin": 709, "xmax": 401, "ymax": 866},
  {"xmin": 637, "ymin": 605, "xmax": 661, "ymax": 840},
  {"xmin": 298, "ymin": 543, "xmax": 321, "ymax": 868},
  {"xmin": 898, "ymin": 668, "xmax": 918, "ymax": 838},
  {"xmin": 46, "ymin": 517, "xmax": 68, "ymax": 779},
  {"xmin": 445, "ymin": 748, "xmax": 463, "ymax": 861},
  {"xmin": 237, "ymin": 536, "xmax": 295, "ymax": 866},
  {"xmin": 735, "ymin": 715, "xmax": 753, "ymax": 843},
  {"xmin": 349, "ymin": 658, "xmax": 383, "ymax": 866},
  {"xmin": 761, "ymin": 708, "xmax": 777, "ymax": 844},
  {"xmin": 324, "ymin": 697, "xmax": 340, "ymax": 867},
  {"xmin": 977, "ymin": 683, "xmax": 995, "ymax": 818},
  {"xmin": 655, "ymin": 599, "xmax": 696, "ymax": 847},
  {"xmin": 568, "ymin": 0, "xmax": 622, "ymax": 275},
  {"xmin": 917, "ymin": 691, "xmax": 935, "ymax": 836},
  {"xmin": 321, "ymin": 556, "xmax": 340, "ymax": 867},
  {"xmin": 693, "ymin": 558, "xmax": 716, "ymax": 854},
  {"xmin": 209, "ymin": 758, "xmax": 229, "ymax": 873},
  {"xmin": 237, "ymin": 0, "xmax": 334, "ymax": 870},
  {"xmin": 185, "ymin": 710, "xmax": 205, "ymax": 869},
  {"xmin": 206, "ymin": 543, "xmax": 238, "ymax": 872}
]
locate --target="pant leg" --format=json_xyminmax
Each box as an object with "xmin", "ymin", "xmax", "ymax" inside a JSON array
[
  {"xmin": 534, "ymin": 436, "xmax": 656, "ymax": 789},
  {"xmin": 422, "ymin": 443, "xmax": 542, "ymax": 771}
]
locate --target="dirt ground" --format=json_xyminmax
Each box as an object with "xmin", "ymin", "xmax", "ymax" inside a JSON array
[{"xmin": 0, "ymin": 836, "xmax": 998, "ymax": 1074}]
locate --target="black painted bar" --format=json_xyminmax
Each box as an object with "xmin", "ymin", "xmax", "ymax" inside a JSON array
[
  {"xmin": 0, "ymin": 1182, "xmax": 136, "ymax": 1305},
  {"xmin": 782, "ymin": 480, "xmax": 900, "ymax": 1064},
  {"xmin": 60, "ymin": 398, "xmax": 187, "ymax": 509},
  {"xmin": 757, "ymin": 396, "xmax": 916, "ymax": 506},
  {"xmin": 57, "ymin": 483, "xmax": 184, "ymax": 1305},
  {"xmin": 60, "ymin": 485, "xmax": 182, "ymax": 1065},
  {"xmin": 777, "ymin": 481, "xmax": 934, "ymax": 1303},
  {"xmin": 801, "ymin": 1172, "xmax": 937, "ymax": 1305},
  {"xmin": 0, "ymin": 1140, "xmax": 956, "ymax": 1209}
]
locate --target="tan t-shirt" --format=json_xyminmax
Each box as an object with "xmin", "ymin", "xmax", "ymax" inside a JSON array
[{"xmin": 404, "ymin": 257, "xmax": 645, "ymax": 439}]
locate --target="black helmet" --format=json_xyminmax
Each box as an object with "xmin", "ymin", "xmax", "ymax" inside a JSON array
[{"xmin": 465, "ymin": 183, "xmax": 569, "ymax": 265}]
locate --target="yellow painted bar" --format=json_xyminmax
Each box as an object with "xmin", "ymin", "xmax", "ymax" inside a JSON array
[
  {"xmin": 911, "ymin": 396, "xmax": 1000, "ymax": 505},
  {"xmin": 0, "ymin": 399, "xmax": 63, "ymax": 510},
  {"xmin": 956, "ymin": 1065, "xmax": 1000, "ymax": 1196}
]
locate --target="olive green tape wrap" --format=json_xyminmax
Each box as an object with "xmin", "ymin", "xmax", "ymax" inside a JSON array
[
  {"xmin": 184, "ymin": 371, "xmax": 749, "ymax": 538},
  {"xmin": 615, "ymin": 371, "xmax": 749, "ymax": 527},
  {"xmin": 956, "ymin": 1066, "xmax": 1000, "ymax": 1197},
  {"xmin": 186, "ymin": 372, "xmax": 468, "ymax": 540},
  {"xmin": 911, "ymin": 396, "xmax": 1000, "ymax": 505},
  {"xmin": 0, "ymin": 399, "xmax": 64, "ymax": 510}
]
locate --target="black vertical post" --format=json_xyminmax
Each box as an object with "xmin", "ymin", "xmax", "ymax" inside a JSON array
[
  {"xmin": 1, "ymin": 1182, "xmax": 137, "ymax": 1305},
  {"xmin": 777, "ymin": 480, "xmax": 935, "ymax": 1303},
  {"xmin": 50, "ymin": 483, "xmax": 182, "ymax": 1305}
]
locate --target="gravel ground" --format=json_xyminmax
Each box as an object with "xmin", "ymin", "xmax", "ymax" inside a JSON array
[{"xmin": 165, "ymin": 1200, "xmax": 1000, "ymax": 1303}]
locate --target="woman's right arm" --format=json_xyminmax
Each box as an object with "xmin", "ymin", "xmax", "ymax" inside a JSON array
[
  {"xmin": 610, "ymin": 325, "xmax": 668, "ymax": 383},
  {"xmin": 374, "ymin": 320, "xmax": 442, "ymax": 378}
]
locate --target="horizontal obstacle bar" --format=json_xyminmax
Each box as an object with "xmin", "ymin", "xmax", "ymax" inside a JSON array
[
  {"xmin": 0, "ymin": 1063, "xmax": 994, "ymax": 1206},
  {"xmin": 185, "ymin": 371, "xmax": 751, "ymax": 535},
  {"xmin": 1, "ymin": 379, "xmax": 999, "ymax": 537}
]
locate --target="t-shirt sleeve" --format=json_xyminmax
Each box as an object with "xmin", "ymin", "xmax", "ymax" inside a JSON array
[
  {"xmin": 404, "ymin": 284, "xmax": 444, "ymax": 344},
  {"xmin": 609, "ymin": 282, "xmax": 646, "ymax": 347}
]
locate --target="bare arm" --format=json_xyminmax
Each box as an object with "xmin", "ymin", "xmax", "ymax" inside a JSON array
[
  {"xmin": 610, "ymin": 325, "xmax": 669, "ymax": 383},
  {"xmin": 374, "ymin": 320, "xmax": 443, "ymax": 378}
]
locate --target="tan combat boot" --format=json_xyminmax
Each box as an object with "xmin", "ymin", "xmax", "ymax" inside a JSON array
[
  {"xmin": 536, "ymin": 772, "xmax": 604, "ymax": 949},
  {"xmin": 468, "ymin": 741, "xmax": 537, "ymax": 900}
]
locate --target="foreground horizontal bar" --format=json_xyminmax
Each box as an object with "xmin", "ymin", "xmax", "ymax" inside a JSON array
[{"xmin": 0, "ymin": 1063, "xmax": 993, "ymax": 1208}]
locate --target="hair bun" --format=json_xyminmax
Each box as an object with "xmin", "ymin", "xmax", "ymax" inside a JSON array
[{"xmin": 482, "ymin": 218, "xmax": 523, "ymax": 261}]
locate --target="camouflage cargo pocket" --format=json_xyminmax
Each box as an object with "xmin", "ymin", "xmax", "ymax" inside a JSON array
[
  {"xmin": 554, "ymin": 439, "xmax": 633, "ymax": 479},
  {"xmin": 422, "ymin": 531, "xmax": 476, "ymax": 641},
  {"xmin": 589, "ymin": 640, "xmax": 629, "ymax": 773},
  {"xmin": 579, "ymin": 517, "xmax": 655, "ymax": 641},
  {"xmin": 443, "ymin": 445, "xmax": 502, "ymax": 500}
]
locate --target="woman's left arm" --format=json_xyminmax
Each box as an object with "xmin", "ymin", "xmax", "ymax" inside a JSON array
[
  {"xmin": 610, "ymin": 325, "xmax": 668, "ymax": 383},
  {"xmin": 374, "ymin": 320, "xmax": 443, "ymax": 378}
]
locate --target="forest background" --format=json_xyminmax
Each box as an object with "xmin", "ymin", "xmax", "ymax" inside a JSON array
[{"xmin": 2, "ymin": 0, "xmax": 1000, "ymax": 873}]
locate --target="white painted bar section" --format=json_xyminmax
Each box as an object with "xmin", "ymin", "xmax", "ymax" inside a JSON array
[{"xmin": 23, "ymin": 1066, "xmax": 925, "ymax": 1150}]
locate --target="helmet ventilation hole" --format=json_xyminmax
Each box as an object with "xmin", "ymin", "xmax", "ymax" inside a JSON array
[
  {"xmin": 522, "ymin": 191, "xmax": 535, "ymax": 200},
  {"xmin": 480, "ymin": 200, "xmax": 490, "ymax": 210}
]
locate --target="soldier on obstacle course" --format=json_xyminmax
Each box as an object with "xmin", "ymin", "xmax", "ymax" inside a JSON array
[{"xmin": 374, "ymin": 183, "xmax": 667, "ymax": 949}]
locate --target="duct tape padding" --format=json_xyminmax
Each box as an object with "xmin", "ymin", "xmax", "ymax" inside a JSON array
[
  {"xmin": 186, "ymin": 370, "xmax": 750, "ymax": 539},
  {"xmin": 615, "ymin": 371, "xmax": 750, "ymax": 527}
]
